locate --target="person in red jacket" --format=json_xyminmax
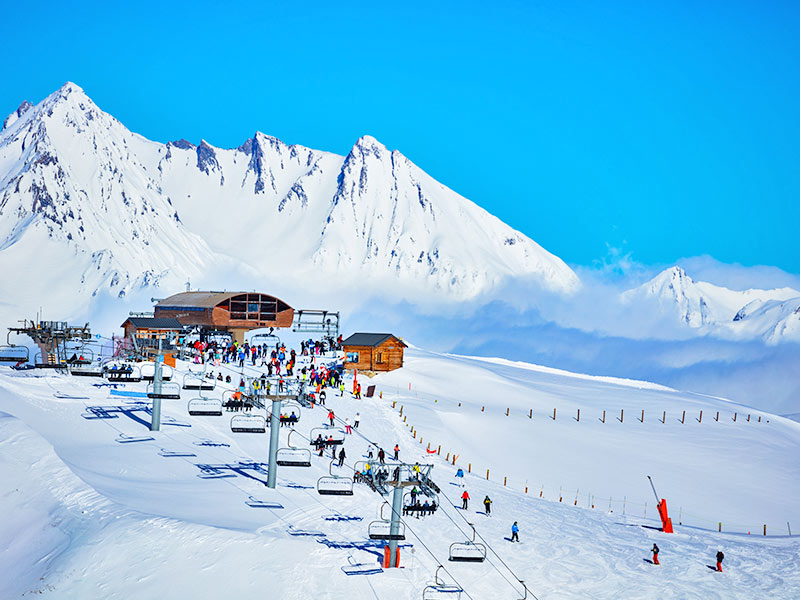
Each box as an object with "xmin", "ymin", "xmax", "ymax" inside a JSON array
[
  {"xmin": 328, "ymin": 410, "xmax": 335, "ymax": 426},
  {"xmin": 461, "ymin": 490, "xmax": 470, "ymax": 510}
]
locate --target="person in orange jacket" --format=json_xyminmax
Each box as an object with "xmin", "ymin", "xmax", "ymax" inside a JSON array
[{"xmin": 461, "ymin": 490, "xmax": 470, "ymax": 510}]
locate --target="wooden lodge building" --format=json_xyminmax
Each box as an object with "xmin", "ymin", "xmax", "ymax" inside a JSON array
[
  {"xmin": 342, "ymin": 333, "xmax": 406, "ymax": 372},
  {"xmin": 153, "ymin": 291, "xmax": 294, "ymax": 343}
]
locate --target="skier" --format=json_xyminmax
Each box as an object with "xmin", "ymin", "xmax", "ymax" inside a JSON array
[
  {"xmin": 510, "ymin": 522, "xmax": 519, "ymax": 542},
  {"xmin": 651, "ymin": 543, "xmax": 660, "ymax": 565},
  {"xmin": 328, "ymin": 410, "xmax": 335, "ymax": 427},
  {"xmin": 483, "ymin": 496, "xmax": 492, "ymax": 516},
  {"xmin": 345, "ymin": 417, "xmax": 352, "ymax": 434},
  {"xmin": 455, "ymin": 467, "xmax": 464, "ymax": 486},
  {"xmin": 354, "ymin": 412, "xmax": 360, "ymax": 429},
  {"xmin": 367, "ymin": 446, "xmax": 374, "ymax": 459},
  {"xmin": 338, "ymin": 447, "xmax": 346, "ymax": 467},
  {"xmin": 319, "ymin": 390, "xmax": 326, "ymax": 406},
  {"xmin": 461, "ymin": 490, "xmax": 470, "ymax": 510},
  {"xmin": 378, "ymin": 448, "xmax": 386, "ymax": 464},
  {"xmin": 716, "ymin": 550, "xmax": 724, "ymax": 572},
  {"xmin": 410, "ymin": 487, "xmax": 418, "ymax": 504},
  {"xmin": 393, "ymin": 444, "xmax": 400, "ymax": 461}
]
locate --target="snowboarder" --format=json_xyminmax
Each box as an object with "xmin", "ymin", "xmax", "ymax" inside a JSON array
[
  {"xmin": 461, "ymin": 490, "xmax": 470, "ymax": 510},
  {"xmin": 651, "ymin": 543, "xmax": 660, "ymax": 565},
  {"xmin": 338, "ymin": 447, "xmax": 346, "ymax": 467},
  {"xmin": 510, "ymin": 522, "xmax": 519, "ymax": 542},
  {"xmin": 483, "ymin": 496, "xmax": 492, "ymax": 516},
  {"xmin": 393, "ymin": 444, "xmax": 400, "ymax": 461},
  {"xmin": 455, "ymin": 467, "xmax": 465, "ymax": 486},
  {"xmin": 716, "ymin": 550, "xmax": 724, "ymax": 572},
  {"xmin": 354, "ymin": 412, "xmax": 360, "ymax": 429}
]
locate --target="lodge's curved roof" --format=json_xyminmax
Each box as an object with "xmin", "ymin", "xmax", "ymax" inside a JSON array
[{"xmin": 156, "ymin": 291, "xmax": 291, "ymax": 309}]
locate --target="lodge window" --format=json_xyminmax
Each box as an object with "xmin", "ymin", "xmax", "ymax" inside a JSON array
[
  {"xmin": 347, "ymin": 352, "xmax": 360, "ymax": 363},
  {"xmin": 376, "ymin": 352, "xmax": 384, "ymax": 363}
]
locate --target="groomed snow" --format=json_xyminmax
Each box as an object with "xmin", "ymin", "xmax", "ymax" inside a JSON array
[{"xmin": 1, "ymin": 345, "xmax": 798, "ymax": 599}]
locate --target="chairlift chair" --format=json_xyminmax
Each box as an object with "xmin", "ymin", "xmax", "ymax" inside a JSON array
[
  {"xmin": 33, "ymin": 351, "xmax": 67, "ymax": 369},
  {"xmin": 0, "ymin": 332, "xmax": 29, "ymax": 363},
  {"xmin": 449, "ymin": 524, "xmax": 487, "ymax": 563},
  {"xmin": 309, "ymin": 426, "xmax": 345, "ymax": 446},
  {"xmin": 141, "ymin": 362, "xmax": 173, "ymax": 381},
  {"xmin": 230, "ymin": 414, "xmax": 266, "ymax": 433},
  {"xmin": 316, "ymin": 460, "xmax": 354, "ymax": 496},
  {"xmin": 276, "ymin": 430, "xmax": 312, "ymax": 467},
  {"xmin": 422, "ymin": 567, "xmax": 463, "ymax": 599},
  {"xmin": 182, "ymin": 371, "xmax": 215, "ymax": 390},
  {"xmin": 105, "ymin": 363, "xmax": 142, "ymax": 382},
  {"xmin": 146, "ymin": 381, "xmax": 181, "ymax": 400},
  {"xmin": 249, "ymin": 333, "xmax": 281, "ymax": 348},
  {"xmin": 187, "ymin": 397, "xmax": 223, "ymax": 416},
  {"xmin": 368, "ymin": 519, "xmax": 406, "ymax": 541},
  {"xmin": 267, "ymin": 400, "xmax": 302, "ymax": 426}
]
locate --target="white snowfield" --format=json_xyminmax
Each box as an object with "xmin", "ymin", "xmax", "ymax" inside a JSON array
[{"xmin": 1, "ymin": 346, "xmax": 798, "ymax": 599}]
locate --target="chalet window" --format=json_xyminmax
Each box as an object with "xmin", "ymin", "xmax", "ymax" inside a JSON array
[
  {"xmin": 247, "ymin": 302, "xmax": 259, "ymax": 313},
  {"xmin": 376, "ymin": 352, "xmax": 384, "ymax": 363},
  {"xmin": 347, "ymin": 352, "xmax": 360, "ymax": 363}
]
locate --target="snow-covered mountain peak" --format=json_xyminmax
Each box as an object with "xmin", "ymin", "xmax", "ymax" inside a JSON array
[
  {"xmin": 0, "ymin": 83, "xmax": 581, "ymax": 327},
  {"xmin": 623, "ymin": 267, "xmax": 800, "ymax": 342}
]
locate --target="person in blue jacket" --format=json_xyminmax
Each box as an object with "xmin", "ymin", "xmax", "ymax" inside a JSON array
[{"xmin": 510, "ymin": 522, "xmax": 519, "ymax": 542}]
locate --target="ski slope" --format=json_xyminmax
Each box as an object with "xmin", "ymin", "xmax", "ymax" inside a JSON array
[{"xmin": 0, "ymin": 347, "xmax": 798, "ymax": 599}]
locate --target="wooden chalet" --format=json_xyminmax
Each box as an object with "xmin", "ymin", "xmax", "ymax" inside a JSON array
[
  {"xmin": 153, "ymin": 291, "xmax": 294, "ymax": 343},
  {"xmin": 342, "ymin": 333, "xmax": 406, "ymax": 372}
]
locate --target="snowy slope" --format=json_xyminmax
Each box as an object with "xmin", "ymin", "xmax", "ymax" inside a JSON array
[
  {"xmin": 1, "ymin": 344, "xmax": 798, "ymax": 598},
  {"xmin": 623, "ymin": 266, "xmax": 800, "ymax": 343},
  {"xmin": 0, "ymin": 82, "xmax": 579, "ymax": 328}
]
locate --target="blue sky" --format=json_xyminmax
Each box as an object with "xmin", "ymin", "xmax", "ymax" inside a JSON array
[{"xmin": 3, "ymin": 0, "xmax": 799, "ymax": 274}]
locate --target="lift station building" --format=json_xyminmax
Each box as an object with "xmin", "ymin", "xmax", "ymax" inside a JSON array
[{"xmin": 153, "ymin": 291, "xmax": 295, "ymax": 343}]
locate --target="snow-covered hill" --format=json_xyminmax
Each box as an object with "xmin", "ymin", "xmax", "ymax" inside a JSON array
[
  {"xmin": 0, "ymin": 82, "xmax": 578, "ymax": 326},
  {"xmin": 1, "ymin": 345, "xmax": 798, "ymax": 598},
  {"xmin": 623, "ymin": 266, "xmax": 800, "ymax": 343}
]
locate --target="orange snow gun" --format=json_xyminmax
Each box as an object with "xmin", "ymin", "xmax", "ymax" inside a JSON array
[{"xmin": 648, "ymin": 475, "xmax": 674, "ymax": 533}]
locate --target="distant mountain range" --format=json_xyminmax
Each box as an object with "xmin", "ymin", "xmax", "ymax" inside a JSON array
[
  {"xmin": 624, "ymin": 266, "xmax": 800, "ymax": 343},
  {"xmin": 1, "ymin": 83, "xmax": 798, "ymax": 345}
]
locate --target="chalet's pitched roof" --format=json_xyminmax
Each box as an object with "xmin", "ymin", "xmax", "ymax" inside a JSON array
[
  {"xmin": 342, "ymin": 333, "xmax": 406, "ymax": 348},
  {"xmin": 121, "ymin": 317, "xmax": 184, "ymax": 330},
  {"xmin": 155, "ymin": 291, "xmax": 291, "ymax": 309}
]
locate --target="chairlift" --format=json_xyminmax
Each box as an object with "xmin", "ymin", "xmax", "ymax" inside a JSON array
[
  {"xmin": 317, "ymin": 460, "xmax": 354, "ymax": 496},
  {"xmin": 146, "ymin": 381, "xmax": 181, "ymax": 400},
  {"xmin": 276, "ymin": 430, "xmax": 312, "ymax": 467},
  {"xmin": 422, "ymin": 567, "xmax": 463, "ymax": 599},
  {"xmin": 0, "ymin": 332, "xmax": 29, "ymax": 363},
  {"xmin": 33, "ymin": 351, "xmax": 67, "ymax": 369},
  {"xmin": 187, "ymin": 398, "xmax": 223, "ymax": 416},
  {"xmin": 341, "ymin": 555, "xmax": 383, "ymax": 576},
  {"xmin": 309, "ymin": 426, "xmax": 345, "ymax": 446},
  {"xmin": 141, "ymin": 362, "xmax": 173, "ymax": 381},
  {"xmin": 449, "ymin": 524, "xmax": 487, "ymax": 563},
  {"xmin": 182, "ymin": 372, "xmax": 215, "ymax": 390},
  {"xmin": 106, "ymin": 363, "xmax": 142, "ymax": 382},
  {"xmin": 368, "ymin": 519, "xmax": 406, "ymax": 541},
  {"xmin": 230, "ymin": 414, "xmax": 266, "ymax": 433},
  {"xmin": 267, "ymin": 400, "xmax": 302, "ymax": 426},
  {"xmin": 250, "ymin": 333, "xmax": 281, "ymax": 348}
]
